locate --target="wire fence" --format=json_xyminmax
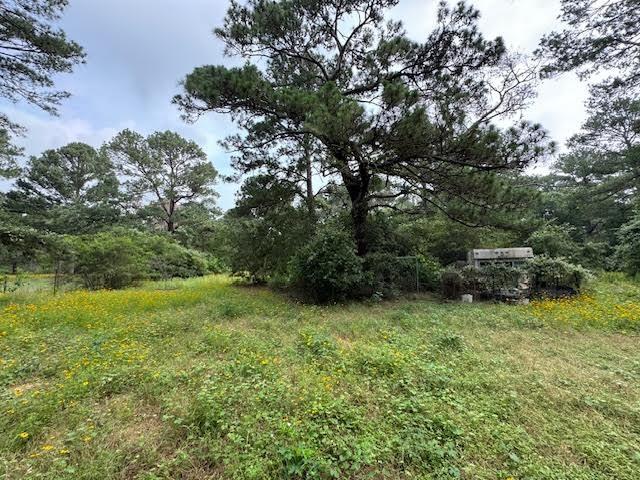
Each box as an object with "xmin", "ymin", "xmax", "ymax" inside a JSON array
[{"xmin": 0, "ymin": 271, "xmax": 79, "ymax": 296}]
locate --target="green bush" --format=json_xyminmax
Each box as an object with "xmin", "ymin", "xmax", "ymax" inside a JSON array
[
  {"xmin": 203, "ymin": 254, "xmax": 227, "ymax": 274},
  {"xmin": 527, "ymin": 224, "xmax": 614, "ymax": 270},
  {"xmin": 142, "ymin": 235, "xmax": 208, "ymax": 279},
  {"xmin": 525, "ymin": 255, "xmax": 590, "ymax": 294},
  {"xmin": 290, "ymin": 227, "xmax": 364, "ymax": 302},
  {"xmin": 443, "ymin": 258, "xmax": 589, "ymax": 300},
  {"xmin": 580, "ymin": 241, "xmax": 613, "ymax": 270},
  {"xmin": 69, "ymin": 232, "xmax": 149, "ymax": 289},
  {"xmin": 615, "ymin": 213, "xmax": 640, "ymax": 277},
  {"xmin": 227, "ymin": 213, "xmax": 309, "ymax": 283},
  {"xmin": 478, "ymin": 263, "xmax": 522, "ymax": 293},
  {"xmin": 68, "ymin": 229, "xmax": 215, "ymax": 289}
]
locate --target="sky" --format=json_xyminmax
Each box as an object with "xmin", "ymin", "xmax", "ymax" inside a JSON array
[{"xmin": 1, "ymin": 0, "xmax": 589, "ymax": 210}]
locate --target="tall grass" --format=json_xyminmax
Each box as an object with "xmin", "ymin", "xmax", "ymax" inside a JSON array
[{"xmin": 1, "ymin": 275, "xmax": 638, "ymax": 479}]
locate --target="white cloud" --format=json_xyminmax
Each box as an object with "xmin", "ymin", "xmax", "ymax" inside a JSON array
[{"xmin": 1, "ymin": 104, "xmax": 135, "ymax": 158}]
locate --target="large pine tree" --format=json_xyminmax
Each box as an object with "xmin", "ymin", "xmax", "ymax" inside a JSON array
[
  {"xmin": 175, "ymin": 0, "xmax": 552, "ymax": 255},
  {"xmin": 105, "ymin": 130, "xmax": 218, "ymax": 233},
  {"xmin": 538, "ymin": 0, "xmax": 640, "ymax": 90},
  {"xmin": 0, "ymin": 0, "xmax": 85, "ymax": 173},
  {"xmin": 5, "ymin": 142, "xmax": 121, "ymax": 233},
  {"xmin": 548, "ymin": 84, "xmax": 639, "ymax": 237}
]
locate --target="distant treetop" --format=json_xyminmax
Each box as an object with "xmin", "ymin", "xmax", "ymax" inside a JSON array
[{"xmin": 538, "ymin": 0, "xmax": 640, "ymax": 91}]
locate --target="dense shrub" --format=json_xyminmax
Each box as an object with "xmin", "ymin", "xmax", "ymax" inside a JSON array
[
  {"xmin": 615, "ymin": 213, "xmax": 640, "ymax": 277},
  {"xmin": 69, "ymin": 232, "xmax": 149, "ymax": 289},
  {"xmin": 479, "ymin": 263, "xmax": 522, "ymax": 293},
  {"xmin": 203, "ymin": 253, "xmax": 227, "ymax": 274},
  {"xmin": 142, "ymin": 235, "xmax": 208, "ymax": 279},
  {"xmin": 68, "ymin": 229, "xmax": 216, "ymax": 289},
  {"xmin": 227, "ymin": 211, "xmax": 310, "ymax": 283},
  {"xmin": 364, "ymin": 212, "xmax": 415, "ymax": 256},
  {"xmin": 363, "ymin": 253, "xmax": 441, "ymax": 297},
  {"xmin": 290, "ymin": 227, "xmax": 364, "ymax": 302},
  {"xmin": 526, "ymin": 224, "xmax": 614, "ymax": 270},
  {"xmin": 289, "ymin": 220, "xmax": 442, "ymax": 301},
  {"xmin": 443, "ymin": 257, "xmax": 590, "ymax": 300},
  {"xmin": 525, "ymin": 255, "xmax": 590, "ymax": 295},
  {"xmin": 580, "ymin": 241, "xmax": 613, "ymax": 270}
]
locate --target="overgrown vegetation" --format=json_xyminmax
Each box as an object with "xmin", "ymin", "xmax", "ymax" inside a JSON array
[
  {"xmin": 68, "ymin": 229, "xmax": 210, "ymax": 290},
  {"xmin": 1, "ymin": 275, "xmax": 638, "ymax": 479}
]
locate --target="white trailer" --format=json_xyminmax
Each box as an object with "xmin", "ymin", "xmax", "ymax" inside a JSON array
[{"xmin": 467, "ymin": 248, "xmax": 534, "ymax": 269}]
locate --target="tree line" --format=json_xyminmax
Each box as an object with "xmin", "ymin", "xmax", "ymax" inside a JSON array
[{"xmin": 5, "ymin": 130, "xmax": 218, "ymax": 235}]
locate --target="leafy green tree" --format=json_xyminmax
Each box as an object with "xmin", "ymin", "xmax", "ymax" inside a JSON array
[
  {"xmin": 105, "ymin": 129, "xmax": 218, "ymax": 233},
  {"xmin": 5, "ymin": 142, "xmax": 121, "ymax": 233},
  {"xmin": 538, "ymin": 0, "xmax": 640, "ymax": 90},
  {"xmin": 529, "ymin": 170, "xmax": 626, "ymax": 270},
  {"xmin": 535, "ymin": 172, "xmax": 630, "ymax": 244},
  {"xmin": 175, "ymin": 0, "xmax": 552, "ymax": 255},
  {"xmin": 526, "ymin": 224, "xmax": 580, "ymax": 259},
  {"xmin": 0, "ymin": 0, "xmax": 85, "ymax": 175}
]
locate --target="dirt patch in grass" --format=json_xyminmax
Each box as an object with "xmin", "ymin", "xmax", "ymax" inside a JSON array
[{"xmin": 100, "ymin": 398, "xmax": 164, "ymax": 447}]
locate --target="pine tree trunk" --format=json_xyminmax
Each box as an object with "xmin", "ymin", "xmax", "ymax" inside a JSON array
[
  {"xmin": 351, "ymin": 197, "xmax": 369, "ymax": 256},
  {"xmin": 305, "ymin": 157, "xmax": 315, "ymax": 220},
  {"xmin": 303, "ymin": 138, "xmax": 315, "ymax": 221},
  {"xmin": 167, "ymin": 199, "xmax": 176, "ymax": 233},
  {"xmin": 344, "ymin": 171, "xmax": 370, "ymax": 257}
]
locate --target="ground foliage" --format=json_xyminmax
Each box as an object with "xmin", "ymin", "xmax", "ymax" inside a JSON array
[{"xmin": 0, "ymin": 275, "xmax": 638, "ymax": 479}]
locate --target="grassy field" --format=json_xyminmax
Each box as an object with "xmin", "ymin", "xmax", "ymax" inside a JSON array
[{"xmin": 1, "ymin": 275, "xmax": 639, "ymax": 479}]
